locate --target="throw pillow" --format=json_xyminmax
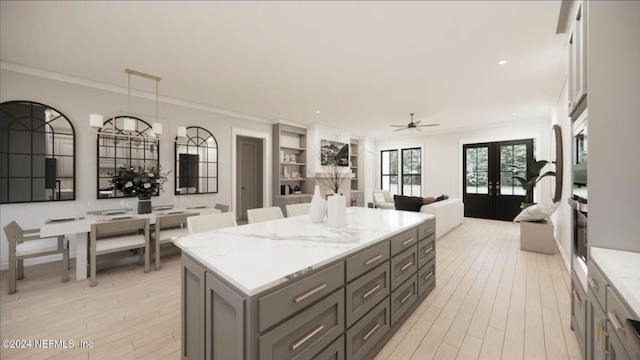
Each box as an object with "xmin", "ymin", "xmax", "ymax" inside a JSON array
[
  {"xmin": 373, "ymin": 193, "xmax": 386, "ymax": 204},
  {"xmin": 513, "ymin": 202, "xmax": 559, "ymax": 222},
  {"xmin": 394, "ymin": 195, "xmax": 423, "ymax": 212},
  {"xmin": 423, "ymin": 197, "xmax": 436, "ymax": 205},
  {"xmin": 435, "ymin": 194, "xmax": 449, "ymax": 202}
]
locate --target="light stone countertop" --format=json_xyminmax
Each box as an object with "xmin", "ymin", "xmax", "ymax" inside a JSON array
[
  {"xmin": 591, "ymin": 247, "xmax": 640, "ymax": 318},
  {"xmin": 174, "ymin": 207, "xmax": 434, "ymax": 296}
]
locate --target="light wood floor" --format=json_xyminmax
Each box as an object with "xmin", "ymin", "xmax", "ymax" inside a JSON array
[{"xmin": 0, "ymin": 218, "xmax": 581, "ymax": 360}]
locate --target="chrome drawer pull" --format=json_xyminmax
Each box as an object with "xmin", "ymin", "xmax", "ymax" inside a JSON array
[
  {"xmin": 424, "ymin": 246, "xmax": 433, "ymax": 255},
  {"xmin": 401, "ymin": 291, "xmax": 413, "ymax": 304},
  {"xmin": 607, "ymin": 311, "xmax": 625, "ymax": 333},
  {"xmin": 424, "ymin": 272, "xmax": 433, "ymax": 281},
  {"xmin": 402, "ymin": 238, "xmax": 414, "ymax": 246},
  {"xmin": 424, "ymin": 227, "xmax": 433, "ymax": 234},
  {"xmin": 362, "ymin": 323, "xmax": 380, "ymax": 341},
  {"xmin": 400, "ymin": 261, "xmax": 413, "ymax": 271},
  {"xmin": 294, "ymin": 283, "xmax": 327, "ymax": 303},
  {"xmin": 588, "ymin": 276, "xmax": 599, "ymax": 291},
  {"xmin": 363, "ymin": 284, "xmax": 381, "ymax": 299},
  {"xmin": 572, "ymin": 290, "xmax": 582, "ymax": 304},
  {"xmin": 600, "ymin": 330, "xmax": 608, "ymax": 354},
  {"xmin": 365, "ymin": 254, "xmax": 382, "ymax": 265},
  {"xmin": 290, "ymin": 324, "xmax": 324, "ymax": 350}
]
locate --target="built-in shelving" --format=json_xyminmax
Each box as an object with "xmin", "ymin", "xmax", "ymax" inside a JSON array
[{"xmin": 273, "ymin": 124, "xmax": 308, "ymax": 198}]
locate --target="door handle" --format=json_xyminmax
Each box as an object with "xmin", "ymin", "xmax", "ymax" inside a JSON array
[{"xmin": 242, "ymin": 187, "xmax": 245, "ymax": 190}]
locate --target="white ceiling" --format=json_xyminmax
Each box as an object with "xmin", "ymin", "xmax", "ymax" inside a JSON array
[{"xmin": 0, "ymin": 1, "xmax": 565, "ymax": 139}]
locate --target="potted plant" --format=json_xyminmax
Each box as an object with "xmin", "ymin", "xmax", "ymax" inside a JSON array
[
  {"xmin": 109, "ymin": 165, "xmax": 169, "ymax": 214},
  {"xmin": 513, "ymin": 158, "xmax": 556, "ymax": 208}
]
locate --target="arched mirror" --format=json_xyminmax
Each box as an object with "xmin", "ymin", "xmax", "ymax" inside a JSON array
[
  {"xmin": 551, "ymin": 124, "xmax": 563, "ymax": 202},
  {"xmin": 97, "ymin": 116, "xmax": 160, "ymax": 198},
  {"xmin": 175, "ymin": 126, "xmax": 218, "ymax": 195},
  {"xmin": 0, "ymin": 101, "xmax": 76, "ymax": 204}
]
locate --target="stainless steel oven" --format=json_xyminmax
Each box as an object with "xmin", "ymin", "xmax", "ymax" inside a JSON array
[{"xmin": 570, "ymin": 110, "xmax": 588, "ymax": 289}]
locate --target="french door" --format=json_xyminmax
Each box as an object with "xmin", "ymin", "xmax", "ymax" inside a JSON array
[{"xmin": 463, "ymin": 139, "xmax": 533, "ymax": 221}]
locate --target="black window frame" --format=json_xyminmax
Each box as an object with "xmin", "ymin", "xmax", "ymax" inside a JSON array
[
  {"xmin": 380, "ymin": 149, "xmax": 399, "ymax": 195},
  {"xmin": 401, "ymin": 147, "xmax": 422, "ymax": 196}
]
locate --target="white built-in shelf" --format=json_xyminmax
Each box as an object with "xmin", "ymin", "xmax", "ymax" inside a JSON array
[
  {"xmin": 350, "ymin": 166, "xmax": 358, "ymax": 169},
  {"xmin": 280, "ymin": 178, "xmax": 306, "ymax": 182},
  {"xmin": 280, "ymin": 146, "xmax": 307, "ymax": 151},
  {"xmin": 280, "ymin": 162, "xmax": 306, "ymax": 166},
  {"xmin": 351, "ymin": 178, "xmax": 358, "ymax": 181},
  {"xmin": 350, "ymin": 154, "xmax": 358, "ymax": 157}
]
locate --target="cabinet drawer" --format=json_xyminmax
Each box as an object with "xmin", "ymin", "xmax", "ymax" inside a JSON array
[
  {"xmin": 571, "ymin": 271, "xmax": 587, "ymax": 343},
  {"xmin": 418, "ymin": 258, "xmax": 436, "ymax": 299},
  {"xmin": 346, "ymin": 241, "xmax": 390, "ymax": 283},
  {"xmin": 286, "ymin": 198, "xmax": 301, "ymax": 205},
  {"xmin": 588, "ymin": 261, "xmax": 608, "ymax": 310},
  {"xmin": 300, "ymin": 196, "xmax": 312, "ymax": 204},
  {"xmin": 259, "ymin": 289, "xmax": 345, "ymax": 360},
  {"xmin": 312, "ymin": 334, "xmax": 344, "ymax": 360},
  {"xmin": 606, "ymin": 287, "xmax": 636, "ymax": 358},
  {"xmin": 417, "ymin": 235, "xmax": 435, "ymax": 268},
  {"xmin": 346, "ymin": 297, "xmax": 390, "ymax": 360},
  {"xmin": 418, "ymin": 219, "xmax": 435, "ymax": 241},
  {"xmin": 608, "ymin": 327, "xmax": 632, "ymax": 360},
  {"xmin": 390, "ymin": 228, "xmax": 418, "ymax": 256},
  {"xmin": 259, "ymin": 262, "xmax": 345, "ymax": 332},
  {"xmin": 346, "ymin": 262, "xmax": 390, "ymax": 328},
  {"xmin": 391, "ymin": 274, "xmax": 418, "ymax": 327},
  {"xmin": 391, "ymin": 246, "xmax": 417, "ymax": 291}
]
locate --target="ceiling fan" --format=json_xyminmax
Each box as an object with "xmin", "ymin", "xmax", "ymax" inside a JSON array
[{"xmin": 389, "ymin": 113, "xmax": 439, "ymax": 132}]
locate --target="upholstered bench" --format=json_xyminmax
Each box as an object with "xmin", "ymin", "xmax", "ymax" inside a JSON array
[{"xmin": 419, "ymin": 198, "xmax": 464, "ymax": 239}]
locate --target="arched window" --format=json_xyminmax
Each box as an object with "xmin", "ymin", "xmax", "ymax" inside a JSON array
[
  {"xmin": 175, "ymin": 126, "xmax": 218, "ymax": 194},
  {"xmin": 97, "ymin": 116, "xmax": 160, "ymax": 198},
  {"xmin": 0, "ymin": 101, "xmax": 76, "ymax": 203}
]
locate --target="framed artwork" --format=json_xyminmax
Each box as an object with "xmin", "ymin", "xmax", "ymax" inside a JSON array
[{"xmin": 320, "ymin": 139, "xmax": 349, "ymax": 166}]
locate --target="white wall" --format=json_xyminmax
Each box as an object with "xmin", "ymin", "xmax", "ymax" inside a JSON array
[
  {"xmin": 0, "ymin": 69, "xmax": 272, "ymax": 268},
  {"xmin": 550, "ymin": 79, "xmax": 573, "ymax": 270},
  {"xmin": 375, "ymin": 120, "xmax": 552, "ymax": 200},
  {"xmin": 588, "ymin": 1, "xmax": 640, "ymax": 252}
]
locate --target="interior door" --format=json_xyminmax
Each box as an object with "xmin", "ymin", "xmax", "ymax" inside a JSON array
[
  {"xmin": 463, "ymin": 139, "xmax": 533, "ymax": 221},
  {"xmin": 238, "ymin": 140, "xmax": 258, "ymax": 220}
]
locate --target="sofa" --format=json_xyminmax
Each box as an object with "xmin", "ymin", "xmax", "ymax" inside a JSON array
[
  {"xmin": 373, "ymin": 190, "xmax": 395, "ymax": 209},
  {"xmin": 419, "ymin": 198, "xmax": 464, "ymax": 240},
  {"xmin": 391, "ymin": 194, "xmax": 463, "ymax": 239}
]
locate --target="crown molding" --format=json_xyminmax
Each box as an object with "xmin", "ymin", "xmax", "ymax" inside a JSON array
[{"xmin": 0, "ymin": 61, "xmax": 273, "ymax": 124}]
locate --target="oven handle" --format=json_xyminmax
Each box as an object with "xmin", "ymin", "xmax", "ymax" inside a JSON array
[{"xmin": 568, "ymin": 198, "xmax": 588, "ymax": 213}]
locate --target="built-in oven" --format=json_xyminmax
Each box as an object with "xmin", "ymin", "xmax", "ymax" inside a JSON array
[{"xmin": 570, "ymin": 110, "xmax": 588, "ymax": 290}]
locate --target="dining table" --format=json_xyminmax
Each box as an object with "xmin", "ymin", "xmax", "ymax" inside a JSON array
[{"xmin": 39, "ymin": 206, "xmax": 220, "ymax": 281}]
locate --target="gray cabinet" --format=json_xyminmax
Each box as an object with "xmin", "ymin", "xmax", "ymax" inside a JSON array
[
  {"xmin": 571, "ymin": 271, "xmax": 587, "ymax": 358},
  {"xmin": 586, "ymin": 259, "xmax": 637, "ymax": 360},
  {"xmin": 274, "ymin": 194, "xmax": 313, "ymax": 217},
  {"xmin": 182, "ymin": 255, "xmax": 206, "ymax": 360},
  {"xmin": 182, "ymin": 218, "xmax": 436, "ymax": 360},
  {"xmin": 568, "ymin": 0, "xmax": 588, "ymax": 119}
]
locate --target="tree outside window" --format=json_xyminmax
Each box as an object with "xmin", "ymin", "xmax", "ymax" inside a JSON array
[
  {"xmin": 402, "ymin": 148, "xmax": 421, "ymax": 196},
  {"xmin": 380, "ymin": 150, "xmax": 398, "ymax": 195}
]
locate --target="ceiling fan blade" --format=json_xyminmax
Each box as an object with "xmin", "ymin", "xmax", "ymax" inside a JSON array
[
  {"xmin": 393, "ymin": 128, "xmax": 407, "ymax": 132},
  {"xmin": 417, "ymin": 124, "xmax": 440, "ymax": 127},
  {"xmin": 415, "ymin": 127, "xmax": 422, "ymax": 131},
  {"xmin": 389, "ymin": 125, "xmax": 405, "ymax": 127},
  {"xmin": 414, "ymin": 120, "xmax": 422, "ymax": 125}
]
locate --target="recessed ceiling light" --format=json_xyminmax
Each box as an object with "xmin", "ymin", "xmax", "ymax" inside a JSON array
[
  {"xmin": 513, "ymin": 112, "xmax": 518, "ymax": 116},
  {"xmin": 498, "ymin": 60, "xmax": 508, "ymax": 65},
  {"xmin": 315, "ymin": 110, "xmax": 321, "ymax": 114}
]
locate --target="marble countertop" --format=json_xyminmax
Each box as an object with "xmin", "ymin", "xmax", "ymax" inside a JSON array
[
  {"xmin": 591, "ymin": 247, "xmax": 640, "ymax": 318},
  {"xmin": 174, "ymin": 207, "xmax": 434, "ymax": 296}
]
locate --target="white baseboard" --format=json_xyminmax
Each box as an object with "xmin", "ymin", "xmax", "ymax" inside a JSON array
[{"xmin": 554, "ymin": 230, "xmax": 571, "ymax": 273}]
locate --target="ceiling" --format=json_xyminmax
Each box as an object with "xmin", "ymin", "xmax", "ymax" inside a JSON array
[{"xmin": 0, "ymin": 1, "xmax": 565, "ymax": 139}]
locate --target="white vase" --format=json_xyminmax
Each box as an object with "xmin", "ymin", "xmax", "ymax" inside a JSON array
[
  {"xmin": 309, "ymin": 186, "xmax": 326, "ymax": 223},
  {"xmin": 327, "ymin": 194, "xmax": 347, "ymax": 227}
]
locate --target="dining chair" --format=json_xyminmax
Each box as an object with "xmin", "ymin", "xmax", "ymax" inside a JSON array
[
  {"xmin": 187, "ymin": 212, "xmax": 238, "ymax": 234},
  {"xmin": 247, "ymin": 207, "xmax": 284, "ymax": 224},
  {"xmin": 89, "ymin": 218, "xmax": 150, "ymax": 287},
  {"xmin": 3, "ymin": 221, "xmax": 69, "ymax": 295},
  {"xmin": 214, "ymin": 203, "xmax": 230, "ymax": 213},
  {"xmin": 152, "ymin": 213, "xmax": 196, "ymax": 270},
  {"xmin": 286, "ymin": 203, "xmax": 311, "ymax": 217}
]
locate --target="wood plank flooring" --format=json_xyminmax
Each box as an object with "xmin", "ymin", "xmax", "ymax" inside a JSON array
[{"xmin": 0, "ymin": 218, "xmax": 581, "ymax": 360}]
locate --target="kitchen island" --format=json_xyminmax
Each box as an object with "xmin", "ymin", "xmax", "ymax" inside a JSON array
[{"xmin": 174, "ymin": 207, "xmax": 436, "ymax": 360}]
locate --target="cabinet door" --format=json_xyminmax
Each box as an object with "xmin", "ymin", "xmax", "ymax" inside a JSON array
[
  {"xmin": 182, "ymin": 255, "xmax": 206, "ymax": 360},
  {"xmin": 608, "ymin": 329, "xmax": 632, "ymax": 360},
  {"xmin": 569, "ymin": 2, "xmax": 587, "ymax": 117},
  {"xmin": 588, "ymin": 291, "xmax": 607, "ymax": 360},
  {"xmin": 205, "ymin": 273, "xmax": 245, "ymax": 360}
]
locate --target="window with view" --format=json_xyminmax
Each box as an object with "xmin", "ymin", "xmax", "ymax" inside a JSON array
[
  {"xmin": 402, "ymin": 148, "xmax": 421, "ymax": 196},
  {"xmin": 380, "ymin": 150, "xmax": 398, "ymax": 195}
]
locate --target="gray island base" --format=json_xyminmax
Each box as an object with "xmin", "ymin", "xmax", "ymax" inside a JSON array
[{"xmin": 176, "ymin": 208, "xmax": 436, "ymax": 360}]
